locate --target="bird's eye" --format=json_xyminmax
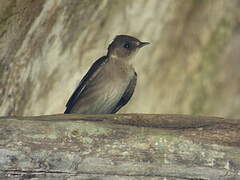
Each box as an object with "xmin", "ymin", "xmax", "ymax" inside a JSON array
[{"xmin": 123, "ymin": 43, "xmax": 130, "ymax": 49}]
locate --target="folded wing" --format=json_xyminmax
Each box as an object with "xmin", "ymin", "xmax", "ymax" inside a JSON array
[
  {"xmin": 64, "ymin": 56, "xmax": 107, "ymax": 114},
  {"xmin": 111, "ymin": 72, "xmax": 137, "ymax": 113}
]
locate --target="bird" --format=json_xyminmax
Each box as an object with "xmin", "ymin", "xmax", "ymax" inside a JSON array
[{"xmin": 64, "ymin": 35, "xmax": 149, "ymax": 114}]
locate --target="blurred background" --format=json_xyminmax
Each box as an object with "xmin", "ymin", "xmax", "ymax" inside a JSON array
[{"xmin": 1, "ymin": 0, "xmax": 240, "ymax": 118}]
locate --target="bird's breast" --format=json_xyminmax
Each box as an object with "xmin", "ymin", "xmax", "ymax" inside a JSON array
[
  {"xmin": 77, "ymin": 59, "xmax": 135, "ymax": 114},
  {"xmin": 107, "ymin": 61, "xmax": 134, "ymax": 85},
  {"xmin": 97, "ymin": 60, "xmax": 134, "ymax": 100}
]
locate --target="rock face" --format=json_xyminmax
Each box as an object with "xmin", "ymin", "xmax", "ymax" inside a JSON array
[{"xmin": 1, "ymin": 0, "xmax": 240, "ymax": 117}]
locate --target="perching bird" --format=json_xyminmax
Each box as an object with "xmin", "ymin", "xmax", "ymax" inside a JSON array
[{"xmin": 64, "ymin": 35, "xmax": 149, "ymax": 114}]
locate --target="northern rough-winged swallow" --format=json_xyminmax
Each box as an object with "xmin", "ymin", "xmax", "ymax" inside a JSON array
[{"xmin": 64, "ymin": 35, "xmax": 149, "ymax": 114}]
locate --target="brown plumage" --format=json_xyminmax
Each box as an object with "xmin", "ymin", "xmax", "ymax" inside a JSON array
[{"xmin": 64, "ymin": 35, "xmax": 149, "ymax": 114}]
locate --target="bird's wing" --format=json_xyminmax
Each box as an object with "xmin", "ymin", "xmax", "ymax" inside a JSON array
[
  {"xmin": 64, "ymin": 56, "xmax": 107, "ymax": 113},
  {"xmin": 111, "ymin": 72, "xmax": 137, "ymax": 113}
]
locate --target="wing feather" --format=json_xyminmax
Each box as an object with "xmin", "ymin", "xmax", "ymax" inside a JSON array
[
  {"xmin": 111, "ymin": 72, "xmax": 137, "ymax": 113},
  {"xmin": 64, "ymin": 56, "xmax": 107, "ymax": 113}
]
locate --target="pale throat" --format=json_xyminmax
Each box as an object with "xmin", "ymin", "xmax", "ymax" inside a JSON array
[{"xmin": 109, "ymin": 52, "xmax": 136, "ymax": 65}]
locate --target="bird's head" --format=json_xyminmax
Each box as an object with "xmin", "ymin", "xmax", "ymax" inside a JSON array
[{"xmin": 107, "ymin": 35, "xmax": 150, "ymax": 60}]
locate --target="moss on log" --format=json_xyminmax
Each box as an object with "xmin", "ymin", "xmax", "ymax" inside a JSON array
[{"xmin": 0, "ymin": 114, "xmax": 240, "ymax": 179}]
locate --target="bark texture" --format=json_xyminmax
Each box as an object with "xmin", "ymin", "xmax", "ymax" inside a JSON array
[
  {"xmin": 1, "ymin": 0, "xmax": 240, "ymax": 117},
  {"xmin": 0, "ymin": 114, "xmax": 240, "ymax": 180}
]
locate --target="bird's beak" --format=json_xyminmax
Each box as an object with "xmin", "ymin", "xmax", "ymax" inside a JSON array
[{"xmin": 138, "ymin": 42, "xmax": 150, "ymax": 48}]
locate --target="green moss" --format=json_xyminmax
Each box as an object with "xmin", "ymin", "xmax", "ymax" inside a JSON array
[
  {"xmin": 191, "ymin": 18, "xmax": 233, "ymax": 115},
  {"xmin": 0, "ymin": 2, "xmax": 16, "ymax": 78}
]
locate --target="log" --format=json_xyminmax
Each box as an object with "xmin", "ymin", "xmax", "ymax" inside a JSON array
[{"xmin": 0, "ymin": 114, "xmax": 240, "ymax": 180}]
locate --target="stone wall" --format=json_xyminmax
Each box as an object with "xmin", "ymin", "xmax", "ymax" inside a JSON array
[{"xmin": 1, "ymin": 0, "xmax": 240, "ymax": 117}]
